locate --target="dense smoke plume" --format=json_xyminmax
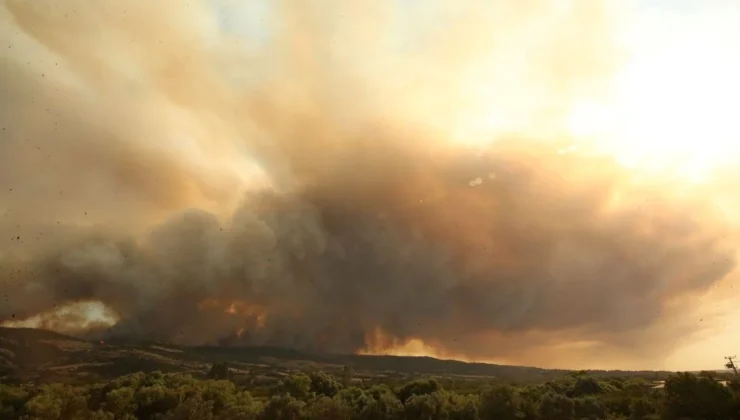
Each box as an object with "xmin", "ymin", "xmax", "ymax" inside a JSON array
[{"xmin": 0, "ymin": 0, "xmax": 737, "ymax": 369}]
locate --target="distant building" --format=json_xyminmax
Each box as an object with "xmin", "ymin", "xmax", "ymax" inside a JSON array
[{"xmin": 651, "ymin": 380, "xmax": 729, "ymax": 389}]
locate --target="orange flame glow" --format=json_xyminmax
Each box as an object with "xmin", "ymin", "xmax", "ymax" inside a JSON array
[
  {"xmin": 1, "ymin": 301, "xmax": 119, "ymax": 334},
  {"xmin": 358, "ymin": 327, "xmax": 458, "ymax": 360},
  {"xmin": 197, "ymin": 298, "xmax": 268, "ymax": 338}
]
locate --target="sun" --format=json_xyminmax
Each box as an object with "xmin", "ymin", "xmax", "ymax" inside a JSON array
[
  {"xmin": 452, "ymin": 8, "xmax": 740, "ymax": 185},
  {"xmin": 566, "ymin": 14, "xmax": 740, "ymax": 183}
]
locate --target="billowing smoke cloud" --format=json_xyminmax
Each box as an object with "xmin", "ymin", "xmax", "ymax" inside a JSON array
[{"xmin": 0, "ymin": 0, "xmax": 736, "ymax": 369}]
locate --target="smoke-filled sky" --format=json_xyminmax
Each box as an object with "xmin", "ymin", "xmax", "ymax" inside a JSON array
[{"xmin": 1, "ymin": 0, "xmax": 740, "ymax": 371}]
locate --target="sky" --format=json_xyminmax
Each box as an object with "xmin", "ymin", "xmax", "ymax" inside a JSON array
[
  {"xmin": 624, "ymin": 0, "xmax": 740, "ymax": 370},
  {"xmin": 211, "ymin": 0, "xmax": 740, "ymax": 174},
  {"xmin": 1, "ymin": 0, "xmax": 740, "ymax": 372}
]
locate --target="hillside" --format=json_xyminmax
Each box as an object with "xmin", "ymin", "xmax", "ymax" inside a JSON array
[{"xmin": 0, "ymin": 327, "xmax": 671, "ymax": 385}]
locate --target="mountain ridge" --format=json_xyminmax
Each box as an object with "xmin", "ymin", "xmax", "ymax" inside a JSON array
[{"xmin": 0, "ymin": 327, "xmax": 673, "ymax": 384}]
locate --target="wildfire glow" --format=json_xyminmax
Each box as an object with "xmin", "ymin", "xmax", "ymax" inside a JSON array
[
  {"xmin": 1, "ymin": 301, "xmax": 119, "ymax": 333},
  {"xmin": 197, "ymin": 298, "xmax": 268, "ymax": 332},
  {"xmin": 2, "ymin": 1, "xmax": 739, "ymax": 371},
  {"xmin": 358, "ymin": 328, "xmax": 459, "ymax": 360}
]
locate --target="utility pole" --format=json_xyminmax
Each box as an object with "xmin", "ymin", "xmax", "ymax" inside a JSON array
[{"xmin": 725, "ymin": 356, "xmax": 738, "ymax": 375}]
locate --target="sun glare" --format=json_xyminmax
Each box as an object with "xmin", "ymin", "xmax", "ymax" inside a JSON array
[
  {"xmin": 459, "ymin": 15, "xmax": 740, "ymax": 185},
  {"xmin": 568, "ymin": 17, "xmax": 740, "ymax": 183}
]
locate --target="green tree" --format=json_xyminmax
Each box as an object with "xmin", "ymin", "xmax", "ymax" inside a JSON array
[
  {"xmin": 362, "ymin": 386, "xmax": 404, "ymax": 420},
  {"xmin": 397, "ymin": 379, "xmax": 442, "ymax": 403},
  {"xmin": 574, "ymin": 396, "xmax": 607, "ymax": 420},
  {"xmin": 538, "ymin": 393, "xmax": 575, "ymax": 420},
  {"xmin": 261, "ymin": 395, "xmax": 305, "ymax": 420},
  {"xmin": 103, "ymin": 386, "xmax": 137, "ymax": 418},
  {"xmin": 342, "ymin": 366, "xmax": 354, "ymax": 388},
  {"xmin": 23, "ymin": 384, "xmax": 90, "ymax": 420},
  {"xmin": 168, "ymin": 395, "xmax": 215, "ymax": 420},
  {"xmin": 276, "ymin": 373, "xmax": 312, "ymax": 401},
  {"xmin": 208, "ymin": 363, "xmax": 231, "ymax": 381},
  {"xmin": 87, "ymin": 410, "xmax": 116, "ymax": 420},
  {"xmin": 217, "ymin": 390, "xmax": 261, "ymax": 420},
  {"xmin": 628, "ymin": 398, "xmax": 657, "ymax": 420},
  {"xmin": 447, "ymin": 392, "xmax": 479, "ymax": 420},
  {"xmin": 403, "ymin": 392, "xmax": 449, "ymax": 420},
  {"xmin": 478, "ymin": 385, "xmax": 520, "ymax": 420},
  {"xmin": 309, "ymin": 372, "xmax": 343, "ymax": 398},
  {"xmin": 200, "ymin": 380, "xmax": 239, "ymax": 414},
  {"xmin": 134, "ymin": 384, "xmax": 181, "ymax": 419},
  {"xmin": 0, "ymin": 384, "xmax": 30, "ymax": 420},
  {"xmin": 662, "ymin": 372, "xmax": 732, "ymax": 420},
  {"xmin": 305, "ymin": 396, "xmax": 352, "ymax": 420},
  {"xmin": 546, "ymin": 376, "xmax": 577, "ymax": 395},
  {"xmin": 571, "ymin": 377, "xmax": 605, "ymax": 398}
]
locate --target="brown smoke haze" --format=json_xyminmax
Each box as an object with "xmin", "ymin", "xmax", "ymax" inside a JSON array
[{"xmin": 1, "ymin": 0, "xmax": 738, "ymax": 370}]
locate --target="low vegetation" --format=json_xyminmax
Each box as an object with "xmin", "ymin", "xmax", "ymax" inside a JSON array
[
  {"xmin": 1, "ymin": 366, "xmax": 739, "ymax": 419},
  {"xmin": 2, "ymin": 328, "xmax": 738, "ymax": 419}
]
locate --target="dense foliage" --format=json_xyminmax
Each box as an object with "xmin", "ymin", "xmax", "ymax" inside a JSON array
[{"xmin": 0, "ymin": 366, "xmax": 738, "ymax": 419}]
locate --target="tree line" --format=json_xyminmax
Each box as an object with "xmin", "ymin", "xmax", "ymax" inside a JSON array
[{"xmin": 0, "ymin": 364, "xmax": 739, "ymax": 419}]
